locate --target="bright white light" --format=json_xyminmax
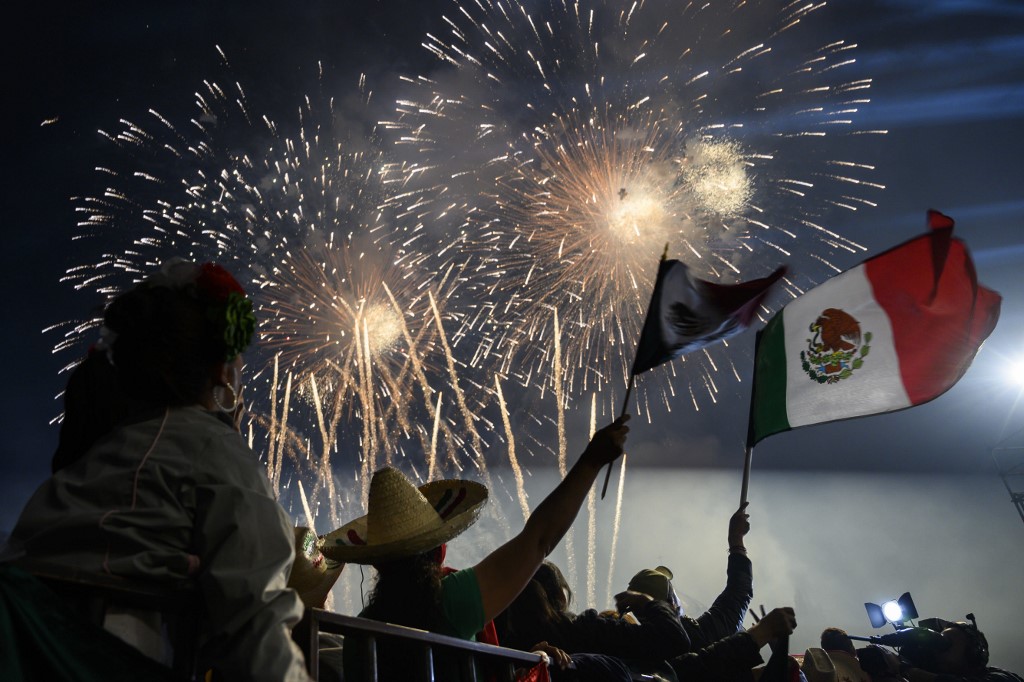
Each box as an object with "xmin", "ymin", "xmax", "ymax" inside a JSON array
[
  {"xmin": 1010, "ymin": 361, "xmax": 1024, "ymax": 387},
  {"xmin": 679, "ymin": 137, "xmax": 751, "ymax": 217},
  {"xmin": 606, "ymin": 191, "xmax": 670, "ymax": 244},
  {"xmin": 882, "ymin": 600, "xmax": 904, "ymax": 623},
  {"xmin": 359, "ymin": 303, "xmax": 403, "ymax": 356}
]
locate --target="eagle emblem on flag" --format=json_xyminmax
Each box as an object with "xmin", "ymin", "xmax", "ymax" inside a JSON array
[{"xmin": 800, "ymin": 308, "xmax": 872, "ymax": 384}]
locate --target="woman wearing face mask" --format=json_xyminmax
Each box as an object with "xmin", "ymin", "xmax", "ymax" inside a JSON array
[{"xmin": 3, "ymin": 259, "xmax": 311, "ymax": 681}]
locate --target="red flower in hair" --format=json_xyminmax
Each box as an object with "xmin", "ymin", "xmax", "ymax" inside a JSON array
[
  {"xmin": 196, "ymin": 263, "xmax": 255, "ymax": 360},
  {"xmin": 197, "ymin": 262, "xmax": 246, "ymax": 302}
]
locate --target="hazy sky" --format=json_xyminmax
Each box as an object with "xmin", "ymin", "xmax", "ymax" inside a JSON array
[
  {"xmin": 4, "ymin": 0, "xmax": 1024, "ymax": 672},
  {"xmin": 438, "ymin": 468, "xmax": 1024, "ymax": 673}
]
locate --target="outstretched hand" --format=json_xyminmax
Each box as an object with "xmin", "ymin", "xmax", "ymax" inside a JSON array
[
  {"xmin": 728, "ymin": 501, "xmax": 750, "ymax": 549},
  {"xmin": 582, "ymin": 414, "xmax": 630, "ymax": 468}
]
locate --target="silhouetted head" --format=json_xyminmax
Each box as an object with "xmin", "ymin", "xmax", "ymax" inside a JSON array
[
  {"xmin": 821, "ymin": 627, "xmax": 857, "ymax": 657},
  {"xmin": 53, "ymin": 259, "xmax": 254, "ymax": 471},
  {"xmin": 534, "ymin": 561, "xmax": 572, "ymax": 613}
]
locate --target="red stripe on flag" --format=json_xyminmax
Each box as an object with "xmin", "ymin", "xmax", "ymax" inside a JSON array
[{"xmin": 865, "ymin": 226, "xmax": 1000, "ymax": 404}]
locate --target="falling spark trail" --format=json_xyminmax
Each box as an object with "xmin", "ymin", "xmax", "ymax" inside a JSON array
[
  {"xmin": 267, "ymin": 354, "xmax": 281, "ymax": 490},
  {"xmin": 363, "ymin": 319, "xmax": 387, "ymax": 468},
  {"xmin": 607, "ymin": 453, "xmax": 628, "ymax": 608},
  {"xmin": 427, "ymin": 290, "xmax": 505, "ymax": 529},
  {"xmin": 430, "ymin": 291, "xmax": 481, "ymax": 465},
  {"xmin": 586, "ymin": 393, "xmax": 597, "ymax": 609},
  {"xmin": 429, "ymin": 393, "xmax": 442, "ymax": 481},
  {"xmin": 274, "ymin": 372, "xmax": 294, "ymax": 496},
  {"xmin": 382, "ymin": 282, "xmax": 460, "ymax": 473},
  {"xmin": 297, "ymin": 480, "xmax": 316, "ymax": 532},
  {"xmin": 553, "ymin": 308, "xmax": 576, "ymax": 584},
  {"xmin": 356, "ymin": 321, "xmax": 374, "ymax": 503},
  {"xmin": 308, "ymin": 375, "xmax": 340, "ymax": 528},
  {"xmin": 496, "ymin": 375, "xmax": 530, "ymax": 523}
]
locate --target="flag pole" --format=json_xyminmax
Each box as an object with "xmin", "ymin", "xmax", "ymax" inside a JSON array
[
  {"xmin": 600, "ymin": 374, "xmax": 635, "ymax": 498},
  {"xmin": 740, "ymin": 444, "xmax": 753, "ymax": 506},
  {"xmin": 600, "ymin": 243, "xmax": 669, "ymax": 500},
  {"xmin": 741, "ymin": 329, "xmax": 763, "ymax": 507}
]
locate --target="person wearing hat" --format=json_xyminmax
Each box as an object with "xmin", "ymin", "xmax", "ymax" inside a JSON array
[
  {"xmin": 625, "ymin": 501, "xmax": 754, "ymax": 650},
  {"xmin": 325, "ymin": 414, "xmax": 630, "ymax": 679}
]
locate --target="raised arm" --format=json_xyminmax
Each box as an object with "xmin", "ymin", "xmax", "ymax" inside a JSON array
[
  {"xmin": 473, "ymin": 415, "xmax": 630, "ymax": 622},
  {"xmin": 688, "ymin": 503, "xmax": 753, "ymax": 646}
]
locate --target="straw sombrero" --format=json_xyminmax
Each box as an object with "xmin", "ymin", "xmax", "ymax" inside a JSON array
[{"xmin": 321, "ymin": 467, "xmax": 488, "ymax": 564}]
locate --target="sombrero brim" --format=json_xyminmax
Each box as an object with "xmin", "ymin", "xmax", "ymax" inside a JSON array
[
  {"xmin": 798, "ymin": 648, "xmax": 837, "ymax": 682},
  {"xmin": 321, "ymin": 479, "xmax": 487, "ymax": 564}
]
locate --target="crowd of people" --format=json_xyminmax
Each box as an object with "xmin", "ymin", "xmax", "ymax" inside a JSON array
[{"xmin": 0, "ymin": 259, "xmax": 1019, "ymax": 682}]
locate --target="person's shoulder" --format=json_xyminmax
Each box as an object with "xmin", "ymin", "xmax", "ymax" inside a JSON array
[
  {"xmin": 171, "ymin": 407, "xmax": 268, "ymax": 486},
  {"xmin": 441, "ymin": 566, "xmax": 479, "ymax": 590}
]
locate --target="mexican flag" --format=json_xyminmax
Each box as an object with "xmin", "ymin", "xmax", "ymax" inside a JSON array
[
  {"xmin": 749, "ymin": 211, "xmax": 1001, "ymax": 445},
  {"xmin": 631, "ymin": 259, "xmax": 787, "ymax": 376}
]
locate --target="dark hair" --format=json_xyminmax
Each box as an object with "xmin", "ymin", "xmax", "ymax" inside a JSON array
[
  {"xmin": 363, "ymin": 552, "xmax": 445, "ymax": 632},
  {"xmin": 52, "ymin": 351, "xmax": 137, "ymax": 472},
  {"xmin": 52, "ymin": 277, "xmax": 232, "ymax": 471},
  {"xmin": 359, "ymin": 553, "xmax": 446, "ymax": 679},
  {"xmin": 534, "ymin": 561, "xmax": 572, "ymax": 612},
  {"xmin": 104, "ymin": 283, "xmax": 225, "ymax": 406},
  {"xmin": 502, "ymin": 578, "xmax": 572, "ymax": 651},
  {"xmin": 821, "ymin": 627, "xmax": 856, "ymax": 656},
  {"xmin": 499, "ymin": 561, "xmax": 576, "ymax": 651}
]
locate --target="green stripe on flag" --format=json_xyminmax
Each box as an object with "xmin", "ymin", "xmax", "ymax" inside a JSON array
[{"xmin": 751, "ymin": 312, "xmax": 790, "ymax": 444}]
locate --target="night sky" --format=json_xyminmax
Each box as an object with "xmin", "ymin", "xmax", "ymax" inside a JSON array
[{"xmin": 4, "ymin": 0, "xmax": 1024, "ymax": 671}]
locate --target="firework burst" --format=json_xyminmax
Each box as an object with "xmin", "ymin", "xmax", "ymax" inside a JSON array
[
  {"xmin": 54, "ymin": 56, "xmax": 496, "ymax": 525},
  {"xmin": 382, "ymin": 0, "xmax": 886, "ymax": 416}
]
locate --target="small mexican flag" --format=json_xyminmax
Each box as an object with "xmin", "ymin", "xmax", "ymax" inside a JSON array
[{"xmin": 749, "ymin": 210, "xmax": 1001, "ymax": 445}]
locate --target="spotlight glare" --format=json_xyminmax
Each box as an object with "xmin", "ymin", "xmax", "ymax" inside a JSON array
[
  {"xmin": 1010, "ymin": 361, "xmax": 1024, "ymax": 387},
  {"xmin": 882, "ymin": 600, "xmax": 904, "ymax": 623}
]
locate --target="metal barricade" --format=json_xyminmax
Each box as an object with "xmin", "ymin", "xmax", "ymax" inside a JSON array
[{"xmin": 294, "ymin": 608, "xmax": 544, "ymax": 681}]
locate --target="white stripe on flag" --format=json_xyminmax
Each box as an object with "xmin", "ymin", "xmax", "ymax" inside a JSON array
[{"xmin": 782, "ymin": 264, "xmax": 911, "ymax": 427}]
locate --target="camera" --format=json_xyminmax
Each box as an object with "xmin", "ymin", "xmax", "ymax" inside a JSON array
[{"xmin": 866, "ymin": 626, "xmax": 949, "ymax": 671}]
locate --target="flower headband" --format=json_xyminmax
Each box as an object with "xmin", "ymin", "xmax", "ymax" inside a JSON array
[{"xmin": 145, "ymin": 259, "xmax": 256, "ymax": 361}]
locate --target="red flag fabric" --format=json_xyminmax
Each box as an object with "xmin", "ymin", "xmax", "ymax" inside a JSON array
[{"xmin": 515, "ymin": 661, "xmax": 551, "ymax": 682}]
